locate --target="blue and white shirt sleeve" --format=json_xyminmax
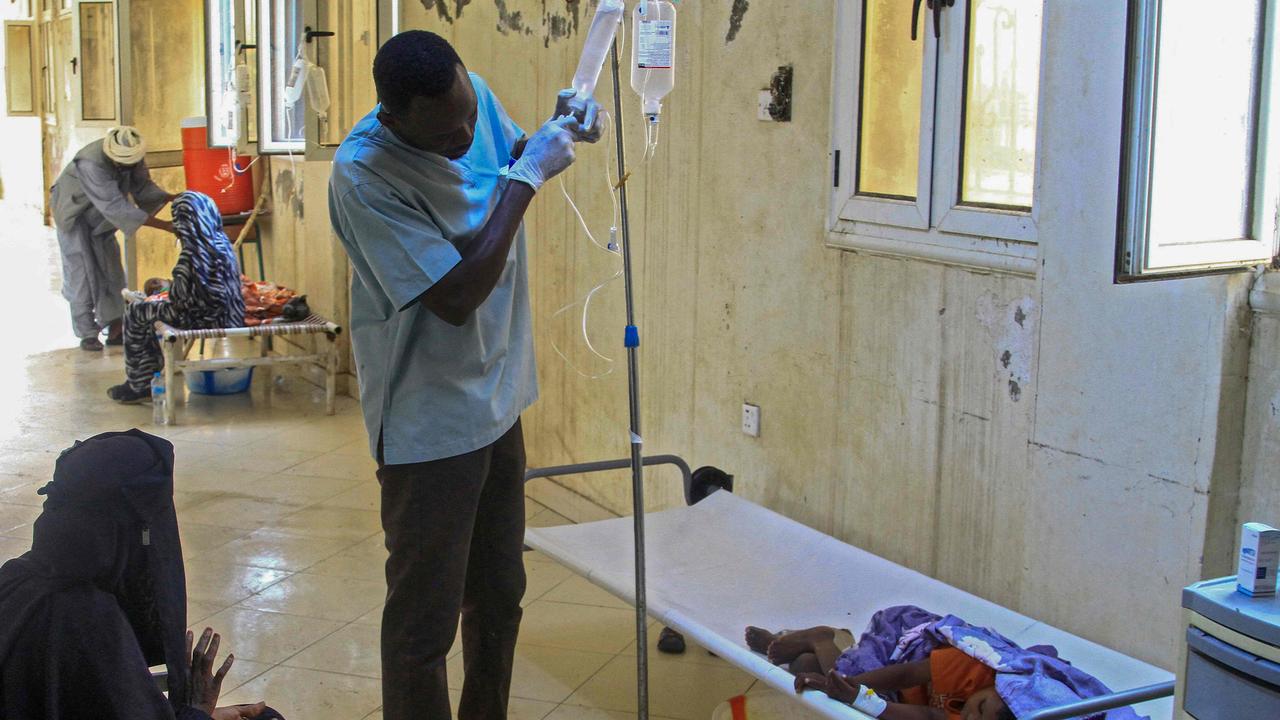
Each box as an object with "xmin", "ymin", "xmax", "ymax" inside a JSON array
[{"xmin": 336, "ymin": 181, "xmax": 461, "ymax": 312}]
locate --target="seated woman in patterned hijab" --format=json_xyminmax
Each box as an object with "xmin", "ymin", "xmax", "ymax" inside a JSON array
[{"xmin": 108, "ymin": 192, "xmax": 246, "ymax": 403}]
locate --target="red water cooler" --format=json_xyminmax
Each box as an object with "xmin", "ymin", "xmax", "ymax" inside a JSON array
[{"xmin": 180, "ymin": 116, "xmax": 255, "ymax": 214}]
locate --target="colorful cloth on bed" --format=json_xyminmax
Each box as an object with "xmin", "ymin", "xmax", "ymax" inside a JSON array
[{"xmin": 835, "ymin": 605, "xmax": 1148, "ymax": 720}]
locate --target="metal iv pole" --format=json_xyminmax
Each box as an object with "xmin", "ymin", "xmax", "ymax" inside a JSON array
[{"xmin": 607, "ymin": 31, "xmax": 651, "ymax": 720}]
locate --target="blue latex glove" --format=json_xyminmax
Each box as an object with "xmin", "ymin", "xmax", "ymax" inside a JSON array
[
  {"xmin": 508, "ymin": 115, "xmax": 580, "ymax": 191},
  {"xmin": 554, "ymin": 89, "xmax": 605, "ymax": 143}
]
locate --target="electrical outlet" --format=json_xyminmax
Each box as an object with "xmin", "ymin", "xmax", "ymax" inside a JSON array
[
  {"xmin": 742, "ymin": 403, "xmax": 761, "ymax": 437},
  {"xmin": 757, "ymin": 90, "xmax": 774, "ymax": 121}
]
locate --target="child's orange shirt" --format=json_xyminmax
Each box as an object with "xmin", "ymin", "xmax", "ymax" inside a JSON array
[{"xmin": 928, "ymin": 647, "xmax": 997, "ymax": 718}]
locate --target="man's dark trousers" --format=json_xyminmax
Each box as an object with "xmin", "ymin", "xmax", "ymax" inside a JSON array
[{"xmin": 378, "ymin": 419, "xmax": 527, "ymax": 720}]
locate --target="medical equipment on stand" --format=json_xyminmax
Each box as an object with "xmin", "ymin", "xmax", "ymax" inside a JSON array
[
  {"xmin": 631, "ymin": 0, "xmax": 676, "ymax": 159},
  {"xmin": 551, "ymin": 0, "xmax": 680, "ymax": 711},
  {"xmin": 571, "ymin": 0, "xmax": 626, "ymax": 116}
]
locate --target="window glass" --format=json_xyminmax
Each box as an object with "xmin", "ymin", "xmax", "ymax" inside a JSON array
[
  {"xmin": 1148, "ymin": 0, "xmax": 1263, "ymax": 244},
  {"xmin": 5, "ymin": 23, "xmax": 37, "ymax": 115},
  {"xmin": 264, "ymin": 0, "xmax": 304, "ymax": 149},
  {"xmin": 78, "ymin": 1, "xmax": 116, "ymax": 121},
  {"xmin": 959, "ymin": 0, "xmax": 1042, "ymax": 209},
  {"xmin": 244, "ymin": 0, "xmax": 258, "ymax": 144},
  {"xmin": 857, "ymin": 0, "xmax": 922, "ymax": 199},
  {"xmin": 315, "ymin": 0, "xmax": 377, "ymax": 147},
  {"xmin": 129, "ymin": 0, "xmax": 204, "ymax": 152}
]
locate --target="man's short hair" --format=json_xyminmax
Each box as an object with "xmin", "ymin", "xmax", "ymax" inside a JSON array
[{"xmin": 373, "ymin": 30, "xmax": 463, "ymax": 114}]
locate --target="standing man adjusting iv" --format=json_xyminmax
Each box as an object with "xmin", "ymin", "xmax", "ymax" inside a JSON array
[
  {"xmin": 328, "ymin": 31, "xmax": 600, "ymax": 720},
  {"xmin": 51, "ymin": 126, "xmax": 176, "ymax": 351}
]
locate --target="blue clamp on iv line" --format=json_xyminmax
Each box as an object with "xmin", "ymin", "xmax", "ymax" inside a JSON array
[{"xmin": 625, "ymin": 325, "xmax": 639, "ymax": 348}]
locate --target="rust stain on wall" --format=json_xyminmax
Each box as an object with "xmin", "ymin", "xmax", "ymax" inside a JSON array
[
  {"xmin": 726, "ymin": 0, "xmax": 750, "ymax": 43},
  {"xmin": 420, "ymin": 0, "xmax": 454, "ymax": 22},
  {"xmin": 494, "ymin": 0, "xmax": 533, "ymax": 35}
]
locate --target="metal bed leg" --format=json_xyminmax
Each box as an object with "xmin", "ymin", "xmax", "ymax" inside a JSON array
[
  {"xmin": 324, "ymin": 335, "xmax": 337, "ymax": 415},
  {"xmin": 162, "ymin": 337, "xmax": 178, "ymax": 425}
]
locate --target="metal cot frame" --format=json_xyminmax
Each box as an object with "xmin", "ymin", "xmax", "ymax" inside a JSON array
[{"xmin": 524, "ymin": 456, "xmax": 1176, "ymax": 720}]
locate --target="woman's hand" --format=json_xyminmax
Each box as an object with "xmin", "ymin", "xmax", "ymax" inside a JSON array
[{"xmin": 187, "ymin": 627, "xmax": 234, "ymax": 716}]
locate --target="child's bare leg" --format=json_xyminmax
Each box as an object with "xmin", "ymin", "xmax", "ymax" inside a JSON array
[
  {"xmin": 790, "ymin": 652, "xmax": 822, "ymax": 676},
  {"xmin": 766, "ymin": 627, "xmax": 838, "ymax": 665},
  {"xmin": 813, "ymin": 638, "xmax": 844, "ymax": 674}
]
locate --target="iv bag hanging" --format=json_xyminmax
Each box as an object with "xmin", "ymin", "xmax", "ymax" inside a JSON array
[{"xmin": 631, "ymin": 0, "xmax": 676, "ymax": 118}]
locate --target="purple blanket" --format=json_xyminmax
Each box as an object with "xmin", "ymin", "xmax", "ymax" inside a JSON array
[{"xmin": 833, "ymin": 606, "xmax": 1148, "ymax": 720}]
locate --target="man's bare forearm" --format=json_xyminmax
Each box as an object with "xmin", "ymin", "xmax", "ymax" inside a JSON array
[{"xmin": 418, "ymin": 180, "xmax": 536, "ymax": 325}]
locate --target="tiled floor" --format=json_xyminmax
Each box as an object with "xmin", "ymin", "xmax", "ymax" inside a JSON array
[{"xmin": 0, "ymin": 206, "xmax": 764, "ymax": 719}]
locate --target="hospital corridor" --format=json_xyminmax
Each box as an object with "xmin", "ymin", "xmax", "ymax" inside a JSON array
[{"xmin": 0, "ymin": 1, "xmax": 1278, "ymax": 719}]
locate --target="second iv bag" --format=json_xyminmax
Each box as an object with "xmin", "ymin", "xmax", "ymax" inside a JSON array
[
  {"xmin": 631, "ymin": 0, "xmax": 676, "ymax": 118},
  {"xmin": 572, "ymin": 0, "xmax": 626, "ymax": 101}
]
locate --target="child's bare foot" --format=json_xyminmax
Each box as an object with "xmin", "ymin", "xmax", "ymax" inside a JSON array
[
  {"xmin": 767, "ymin": 627, "xmax": 836, "ymax": 665},
  {"xmin": 745, "ymin": 626, "xmax": 778, "ymax": 655}
]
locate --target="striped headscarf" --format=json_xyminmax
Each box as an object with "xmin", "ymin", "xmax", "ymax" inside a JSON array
[{"xmin": 169, "ymin": 192, "xmax": 246, "ymax": 328}]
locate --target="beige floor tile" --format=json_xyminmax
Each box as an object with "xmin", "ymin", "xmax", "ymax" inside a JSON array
[
  {"xmin": 180, "ymin": 523, "xmax": 251, "ymax": 557},
  {"xmin": 0, "ymin": 535, "xmax": 30, "ymax": 561},
  {"xmin": 305, "ymin": 532, "xmax": 386, "ymax": 581},
  {"xmin": 319, "ymin": 480, "xmax": 381, "ymax": 512},
  {"xmin": 179, "ymin": 496, "xmax": 307, "ymax": 530},
  {"xmin": 196, "ymin": 444, "xmax": 323, "ymax": 475},
  {"xmin": 510, "ymin": 697, "xmax": 559, "ymax": 720},
  {"xmin": 542, "ymin": 575, "xmax": 632, "ymax": 610},
  {"xmin": 0, "ymin": 503, "xmax": 43, "ymax": 535},
  {"xmin": 523, "ymin": 556, "xmax": 575, "ymax": 605},
  {"xmin": 545, "ymin": 706, "xmax": 680, "ymax": 720},
  {"xmin": 219, "ymin": 658, "xmax": 274, "ymax": 694},
  {"xmin": 619, "ymin": 621, "xmax": 740, "ymax": 669},
  {"xmin": 218, "ymin": 529, "xmax": 352, "ymax": 571},
  {"xmin": 359, "ymin": 709, "xmax": 382, "ymax": 720},
  {"xmin": 306, "ymin": 550, "xmax": 387, "ymax": 582},
  {"xmin": 194, "ymin": 606, "xmax": 344, "ymax": 664},
  {"xmin": 525, "ymin": 498, "xmax": 547, "ymax": 520},
  {"xmin": 528, "ymin": 508, "xmax": 574, "ymax": 528},
  {"xmin": 352, "ymin": 604, "xmax": 384, "ymax": 627},
  {"xmin": 286, "ymin": 622, "xmax": 381, "ymax": 678},
  {"xmin": 271, "ymin": 505, "xmax": 383, "ymax": 541},
  {"xmin": 239, "ymin": 572, "xmax": 385, "ymax": 622},
  {"xmin": 0, "ymin": 450, "xmax": 59, "ymax": 479},
  {"xmin": 187, "ymin": 600, "xmax": 230, "ymax": 626},
  {"xmin": 259, "ymin": 420, "xmax": 369, "ymax": 455},
  {"xmin": 173, "ymin": 490, "xmax": 226, "ymax": 512},
  {"xmin": 282, "ymin": 451, "xmax": 379, "ymax": 482},
  {"xmin": 448, "ymin": 644, "xmax": 614, "ymax": 704},
  {"xmin": 237, "ymin": 473, "xmax": 363, "ymax": 506},
  {"xmin": 173, "ymin": 466, "xmax": 271, "ymax": 494},
  {"xmin": 565, "ymin": 654, "xmax": 755, "ymax": 720},
  {"xmin": 0, "ymin": 478, "xmax": 48, "ymax": 506},
  {"xmin": 519, "ymin": 601, "xmax": 640, "ymax": 655},
  {"xmin": 184, "ymin": 559, "xmax": 291, "ymax": 606},
  {"xmin": 218, "ymin": 665, "xmax": 382, "ymax": 720},
  {"xmin": 0, "ymin": 473, "xmax": 40, "ymax": 494}
]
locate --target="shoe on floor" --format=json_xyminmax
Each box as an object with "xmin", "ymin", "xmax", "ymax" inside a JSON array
[
  {"xmin": 80, "ymin": 337, "xmax": 104, "ymax": 352},
  {"xmin": 107, "ymin": 383, "xmax": 149, "ymax": 404},
  {"xmin": 105, "ymin": 319, "xmax": 123, "ymax": 346}
]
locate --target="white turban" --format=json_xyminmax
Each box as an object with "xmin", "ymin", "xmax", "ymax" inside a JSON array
[{"xmin": 103, "ymin": 126, "xmax": 147, "ymax": 165}]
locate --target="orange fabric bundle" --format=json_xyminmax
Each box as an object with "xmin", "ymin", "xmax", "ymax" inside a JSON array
[{"xmin": 241, "ymin": 275, "xmax": 299, "ymax": 327}]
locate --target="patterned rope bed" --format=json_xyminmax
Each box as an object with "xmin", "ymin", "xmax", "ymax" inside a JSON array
[{"xmin": 156, "ymin": 314, "xmax": 343, "ymax": 424}]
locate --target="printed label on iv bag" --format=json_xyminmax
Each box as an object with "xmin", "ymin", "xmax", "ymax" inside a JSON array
[{"xmin": 637, "ymin": 20, "xmax": 673, "ymax": 69}]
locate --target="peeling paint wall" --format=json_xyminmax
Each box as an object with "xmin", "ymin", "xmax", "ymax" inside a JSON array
[{"xmin": 398, "ymin": 0, "xmax": 1255, "ymax": 667}]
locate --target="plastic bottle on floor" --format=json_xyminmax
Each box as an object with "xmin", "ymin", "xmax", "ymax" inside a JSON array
[{"xmin": 151, "ymin": 372, "xmax": 168, "ymax": 425}]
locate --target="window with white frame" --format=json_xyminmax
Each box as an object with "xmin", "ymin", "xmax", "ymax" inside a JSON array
[
  {"xmin": 250, "ymin": 0, "xmax": 386, "ymax": 156},
  {"xmin": 829, "ymin": 0, "xmax": 1045, "ymax": 276},
  {"xmin": 1118, "ymin": 0, "xmax": 1280, "ymax": 279},
  {"xmin": 73, "ymin": 0, "xmax": 118, "ymax": 124},
  {"xmin": 257, "ymin": 0, "xmax": 304, "ymax": 154},
  {"xmin": 304, "ymin": 0, "xmax": 378, "ymax": 160}
]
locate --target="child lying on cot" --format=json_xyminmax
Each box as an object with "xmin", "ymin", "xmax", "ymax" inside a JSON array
[
  {"xmin": 746, "ymin": 625, "xmax": 1010, "ymax": 720},
  {"xmin": 746, "ymin": 605, "xmax": 1150, "ymax": 720}
]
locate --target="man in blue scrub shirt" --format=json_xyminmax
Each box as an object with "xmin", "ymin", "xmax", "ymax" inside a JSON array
[{"xmin": 328, "ymin": 31, "xmax": 599, "ymax": 720}]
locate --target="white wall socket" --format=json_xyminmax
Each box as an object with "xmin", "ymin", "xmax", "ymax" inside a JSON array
[{"xmin": 742, "ymin": 403, "xmax": 761, "ymax": 437}]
